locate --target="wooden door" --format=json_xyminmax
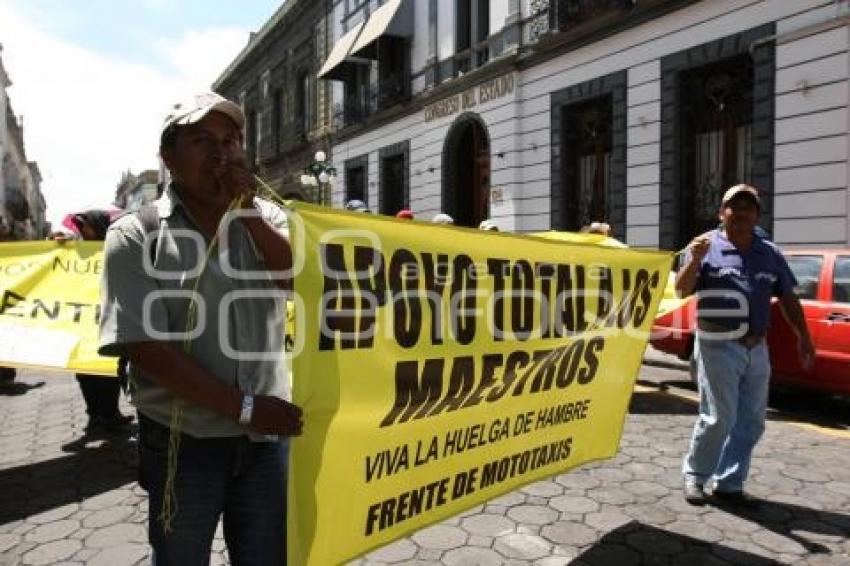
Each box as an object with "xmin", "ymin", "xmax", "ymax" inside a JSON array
[{"xmin": 471, "ymin": 124, "xmax": 490, "ymax": 226}]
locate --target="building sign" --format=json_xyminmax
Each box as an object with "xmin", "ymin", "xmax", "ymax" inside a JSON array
[
  {"xmin": 490, "ymin": 187, "xmax": 505, "ymax": 206},
  {"xmin": 424, "ymin": 74, "xmax": 515, "ymax": 122}
]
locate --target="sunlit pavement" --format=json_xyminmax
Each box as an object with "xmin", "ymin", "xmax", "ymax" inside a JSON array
[{"xmin": 1, "ymin": 364, "xmax": 848, "ymax": 565}]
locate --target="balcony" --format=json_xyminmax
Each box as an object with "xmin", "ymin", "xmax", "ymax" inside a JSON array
[
  {"xmin": 527, "ymin": 0, "xmax": 659, "ymax": 43},
  {"xmin": 377, "ymin": 71, "xmax": 410, "ymax": 110},
  {"xmin": 333, "ymin": 72, "xmax": 411, "ymax": 129},
  {"xmin": 551, "ymin": 0, "xmax": 636, "ymax": 32},
  {"xmin": 452, "ymin": 40, "xmax": 490, "ymax": 78}
]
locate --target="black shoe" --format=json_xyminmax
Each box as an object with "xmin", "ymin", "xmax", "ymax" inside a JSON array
[
  {"xmin": 712, "ymin": 490, "xmax": 761, "ymax": 509},
  {"xmin": 84, "ymin": 415, "xmax": 106, "ymax": 435},
  {"xmin": 684, "ymin": 480, "xmax": 707, "ymax": 505}
]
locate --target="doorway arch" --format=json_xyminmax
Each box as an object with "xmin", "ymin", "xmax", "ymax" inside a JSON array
[{"xmin": 441, "ymin": 113, "xmax": 491, "ymax": 227}]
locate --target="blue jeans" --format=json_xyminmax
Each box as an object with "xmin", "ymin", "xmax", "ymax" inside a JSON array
[
  {"xmin": 682, "ymin": 334, "xmax": 770, "ymax": 492},
  {"xmin": 138, "ymin": 414, "xmax": 288, "ymax": 566}
]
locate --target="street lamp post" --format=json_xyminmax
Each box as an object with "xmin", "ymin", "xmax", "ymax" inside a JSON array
[{"xmin": 300, "ymin": 150, "xmax": 336, "ymax": 205}]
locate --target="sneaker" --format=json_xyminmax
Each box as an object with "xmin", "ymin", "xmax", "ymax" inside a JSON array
[
  {"xmin": 683, "ymin": 480, "xmax": 707, "ymax": 505},
  {"xmin": 712, "ymin": 490, "xmax": 761, "ymax": 509}
]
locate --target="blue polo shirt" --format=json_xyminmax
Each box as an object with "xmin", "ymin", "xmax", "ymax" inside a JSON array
[{"xmin": 687, "ymin": 229, "xmax": 796, "ymax": 336}]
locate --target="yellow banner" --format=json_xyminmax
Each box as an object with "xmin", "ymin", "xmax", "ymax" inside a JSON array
[
  {"xmin": 0, "ymin": 241, "xmax": 115, "ymax": 375},
  {"xmin": 288, "ymin": 204, "xmax": 672, "ymax": 565}
]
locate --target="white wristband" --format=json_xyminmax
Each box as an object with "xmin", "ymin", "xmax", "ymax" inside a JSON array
[{"xmin": 239, "ymin": 394, "xmax": 254, "ymax": 425}]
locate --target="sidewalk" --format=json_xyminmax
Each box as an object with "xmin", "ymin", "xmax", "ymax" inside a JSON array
[{"xmin": 1, "ymin": 368, "xmax": 848, "ymax": 565}]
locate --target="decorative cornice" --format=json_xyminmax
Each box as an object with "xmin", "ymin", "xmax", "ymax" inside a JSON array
[{"xmin": 334, "ymin": 54, "xmax": 518, "ymax": 144}]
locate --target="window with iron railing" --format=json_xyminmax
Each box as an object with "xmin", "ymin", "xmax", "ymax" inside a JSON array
[
  {"xmin": 527, "ymin": 0, "xmax": 638, "ymax": 42},
  {"xmin": 272, "ymin": 89, "xmax": 283, "ymax": 155},
  {"xmin": 335, "ymin": 70, "xmax": 411, "ymax": 129},
  {"xmin": 377, "ymin": 72, "xmax": 410, "ymax": 109},
  {"xmin": 550, "ymin": 0, "xmax": 636, "ymax": 31},
  {"xmin": 246, "ymin": 109, "xmax": 258, "ymax": 165},
  {"xmin": 296, "ymin": 72, "xmax": 313, "ymax": 137},
  {"xmin": 3, "ymin": 186, "xmax": 30, "ymax": 221},
  {"xmin": 562, "ymin": 96, "xmax": 613, "ymax": 230},
  {"xmin": 454, "ymin": 0, "xmax": 489, "ymax": 76},
  {"xmin": 457, "ymin": 0, "xmax": 472, "ymax": 52},
  {"xmin": 333, "ymin": 36, "xmax": 411, "ymax": 128},
  {"xmin": 339, "ymin": 64, "xmax": 373, "ymax": 126},
  {"xmin": 680, "ymin": 54, "xmax": 754, "ymax": 240},
  {"xmin": 377, "ymin": 37, "xmax": 410, "ymax": 110},
  {"xmin": 474, "ymin": 0, "xmax": 489, "ymax": 66}
]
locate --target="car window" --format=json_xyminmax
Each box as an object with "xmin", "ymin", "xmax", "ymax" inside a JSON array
[
  {"xmin": 786, "ymin": 255, "xmax": 823, "ymax": 300},
  {"xmin": 833, "ymin": 256, "xmax": 850, "ymax": 305}
]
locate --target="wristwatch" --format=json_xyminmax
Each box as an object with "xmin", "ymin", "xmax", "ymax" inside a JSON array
[{"xmin": 239, "ymin": 394, "xmax": 254, "ymax": 425}]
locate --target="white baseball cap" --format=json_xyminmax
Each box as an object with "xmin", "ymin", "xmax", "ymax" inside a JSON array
[
  {"xmin": 161, "ymin": 92, "xmax": 245, "ymax": 135},
  {"xmin": 432, "ymin": 213, "xmax": 454, "ymax": 224},
  {"xmin": 721, "ymin": 184, "xmax": 761, "ymax": 209}
]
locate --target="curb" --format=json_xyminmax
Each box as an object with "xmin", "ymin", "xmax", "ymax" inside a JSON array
[{"xmin": 642, "ymin": 357, "xmax": 690, "ymax": 372}]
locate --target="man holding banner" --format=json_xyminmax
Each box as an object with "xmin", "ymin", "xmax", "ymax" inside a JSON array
[
  {"xmin": 98, "ymin": 92, "xmax": 301, "ymax": 565},
  {"xmin": 60, "ymin": 209, "xmax": 133, "ymax": 435},
  {"xmin": 286, "ymin": 205, "xmax": 672, "ymax": 564}
]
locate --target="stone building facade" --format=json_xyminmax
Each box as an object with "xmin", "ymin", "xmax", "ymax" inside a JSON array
[
  {"xmin": 0, "ymin": 45, "xmax": 47, "ymax": 241},
  {"xmin": 214, "ymin": 0, "xmax": 336, "ymax": 203},
  {"xmin": 319, "ymin": 0, "xmax": 850, "ymax": 249}
]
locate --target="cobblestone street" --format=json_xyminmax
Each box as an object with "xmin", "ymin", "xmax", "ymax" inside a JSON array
[{"xmin": 1, "ymin": 365, "xmax": 849, "ymax": 565}]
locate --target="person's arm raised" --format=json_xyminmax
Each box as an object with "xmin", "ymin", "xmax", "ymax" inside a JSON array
[{"xmin": 675, "ymin": 234, "xmax": 710, "ymax": 298}]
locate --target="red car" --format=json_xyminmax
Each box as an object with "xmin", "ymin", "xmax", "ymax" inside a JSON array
[{"xmin": 651, "ymin": 249, "xmax": 850, "ymax": 397}]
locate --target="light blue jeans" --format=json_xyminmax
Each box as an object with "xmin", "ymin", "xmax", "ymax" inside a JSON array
[{"xmin": 682, "ymin": 334, "xmax": 770, "ymax": 492}]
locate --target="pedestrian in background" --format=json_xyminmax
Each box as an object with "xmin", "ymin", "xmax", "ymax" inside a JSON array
[
  {"xmin": 56, "ymin": 210, "xmax": 133, "ymax": 434},
  {"xmin": 0, "ymin": 220, "xmax": 18, "ymax": 386},
  {"xmin": 478, "ymin": 218, "xmax": 499, "ymax": 231},
  {"xmin": 676, "ymin": 184, "xmax": 814, "ymax": 506},
  {"xmin": 581, "ymin": 221, "xmax": 612, "ymax": 236}
]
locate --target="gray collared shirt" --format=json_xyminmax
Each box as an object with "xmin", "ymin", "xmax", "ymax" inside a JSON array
[{"xmin": 98, "ymin": 186, "xmax": 291, "ymax": 438}]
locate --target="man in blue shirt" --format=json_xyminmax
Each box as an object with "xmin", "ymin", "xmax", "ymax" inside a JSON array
[{"xmin": 676, "ymin": 184, "xmax": 814, "ymax": 506}]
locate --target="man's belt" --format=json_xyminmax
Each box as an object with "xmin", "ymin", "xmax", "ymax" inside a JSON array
[{"xmin": 697, "ymin": 319, "xmax": 765, "ymax": 349}]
